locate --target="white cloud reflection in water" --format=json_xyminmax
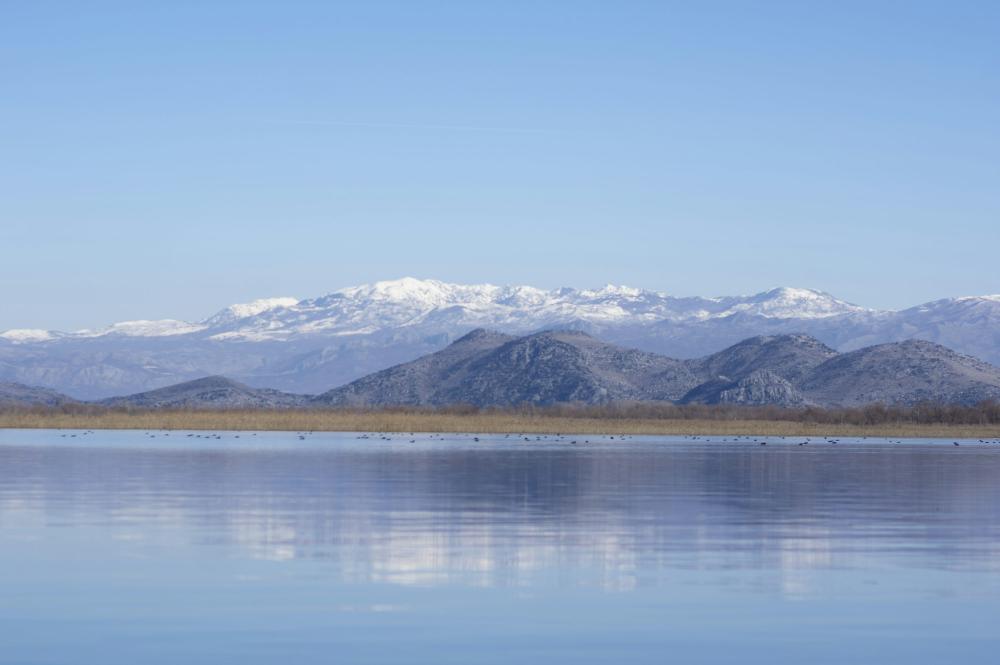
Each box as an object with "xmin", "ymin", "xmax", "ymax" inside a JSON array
[{"xmin": 1, "ymin": 431, "xmax": 999, "ymax": 664}]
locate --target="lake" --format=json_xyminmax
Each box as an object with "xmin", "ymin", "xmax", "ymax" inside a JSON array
[{"xmin": 1, "ymin": 430, "xmax": 999, "ymax": 664}]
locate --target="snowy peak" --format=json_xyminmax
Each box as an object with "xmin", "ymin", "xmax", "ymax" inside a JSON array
[
  {"xmin": 724, "ymin": 287, "xmax": 867, "ymax": 319},
  {"xmin": 206, "ymin": 297, "xmax": 300, "ymax": 325},
  {"xmin": 336, "ymin": 277, "xmax": 457, "ymax": 304},
  {"xmin": 578, "ymin": 284, "xmax": 645, "ymax": 299}
]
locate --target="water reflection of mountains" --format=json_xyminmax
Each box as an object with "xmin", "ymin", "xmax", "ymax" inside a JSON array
[{"xmin": 2, "ymin": 440, "xmax": 999, "ymax": 589}]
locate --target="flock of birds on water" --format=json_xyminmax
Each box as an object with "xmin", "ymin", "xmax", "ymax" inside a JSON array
[{"xmin": 53, "ymin": 429, "xmax": 1000, "ymax": 447}]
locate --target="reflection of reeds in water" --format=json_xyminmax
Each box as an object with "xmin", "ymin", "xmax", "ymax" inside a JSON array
[{"xmin": 1, "ymin": 404, "xmax": 999, "ymax": 437}]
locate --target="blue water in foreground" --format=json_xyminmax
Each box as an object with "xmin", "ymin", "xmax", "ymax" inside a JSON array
[{"xmin": 1, "ymin": 430, "xmax": 999, "ymax": 664}]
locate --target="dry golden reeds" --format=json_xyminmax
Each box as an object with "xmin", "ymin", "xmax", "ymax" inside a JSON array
[{"xmin": 1, "ymin": 402, "xmax": 999, "ymax": 438}]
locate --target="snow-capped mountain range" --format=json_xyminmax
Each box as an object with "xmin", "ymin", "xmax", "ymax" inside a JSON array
[
  {"xmin": 0, "ymin": 278, "xmax": 867, "ymax": 343},
  {"xmin": 1, "ymin": 277, "xmax": 998, "ymax": 399}
]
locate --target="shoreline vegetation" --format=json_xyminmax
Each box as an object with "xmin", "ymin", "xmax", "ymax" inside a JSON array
[{"xmin": 2, "ymin": 403, "xmax": 1000, "ymax": 438}]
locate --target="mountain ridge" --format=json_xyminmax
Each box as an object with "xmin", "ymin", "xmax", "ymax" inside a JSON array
[
  {"xmin": 0, "ymin": 278, "xmax": 877, "ymax": 342},
  {"xmin": 100, "ymin": 376, "xmax": 311, "ymax": 409},
  {"xmin": 0, "ymin": 381, "xmax": 77, "ymax": 408},
  {"xmin": 2, "ymin": 277, "xmax": 998, "ymax": 399},
  {"xmin": 316, "ymin": 330, "xmax": 1000, "ymax": 409}
]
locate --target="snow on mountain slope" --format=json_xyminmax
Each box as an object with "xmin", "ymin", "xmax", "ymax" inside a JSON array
[
  {"xmin": 898, "ymin": 295, "xmax": 1000, "ymax": 322},
  {"xmin": 231, "ymin": 280, "xmax": 867, "ymax": 340},
  {"xmin": 4, "ymin": 278, "xmax": 865, "ymax": 344},
  {"xmin": 76, "ymin": 319, "xmax": 209, "ymax": 338},
  {"xmin": 721, "ymin": 287, "xmax": 868, "ymax": 319},
  {"xmin": 0, "ymin": 277, "xmax": 990, "ymax": 347}
]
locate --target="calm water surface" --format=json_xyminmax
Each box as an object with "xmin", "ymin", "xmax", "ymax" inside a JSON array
[{"xmin": 1, "ymin": 430, "xmax": 999, "ymax": 664}]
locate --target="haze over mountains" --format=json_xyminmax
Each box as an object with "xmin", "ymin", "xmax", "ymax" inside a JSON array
[
  {"xmin": 7, "ymin": 330, "xmax": 993, "ymax": 411},
  {"xmin": 2, "ymin": 277, "xmax": 999, "ymax": 399},
  {"xmin": 5, "ymin": 329, "xmax": 999, "ymax": 410}
]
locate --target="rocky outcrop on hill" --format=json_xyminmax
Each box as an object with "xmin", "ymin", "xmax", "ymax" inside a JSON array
[{"xmin": 713, "ymin": 370, "xmax": 810, "ymax": 406}]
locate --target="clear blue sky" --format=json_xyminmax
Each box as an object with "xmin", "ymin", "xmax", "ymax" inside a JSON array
[{"xmin": 2, "ymin": 1, "xmax": 998, "ymax": 330}]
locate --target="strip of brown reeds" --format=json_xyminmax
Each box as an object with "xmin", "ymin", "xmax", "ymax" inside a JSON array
[{"xmin": 2, "ymin": 402, "xmax": 999, "ymax": 438}]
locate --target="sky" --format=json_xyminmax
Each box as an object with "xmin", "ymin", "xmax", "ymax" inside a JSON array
[{"xmin": 2, "ymin": 1, "xmax": 998, "ymax": 331}]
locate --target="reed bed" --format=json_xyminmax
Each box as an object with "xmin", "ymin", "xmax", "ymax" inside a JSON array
[{"xmin": 2, "ymin": 403, "xmax": 1000, "ymax": 438}]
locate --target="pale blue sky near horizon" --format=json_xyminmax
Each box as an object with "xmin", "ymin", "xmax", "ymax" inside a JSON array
[{"xmin": 2, "ymin": 1, "xmax": 998, "ymax": 330}]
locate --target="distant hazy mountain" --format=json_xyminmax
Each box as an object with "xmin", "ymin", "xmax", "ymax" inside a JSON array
[
  {"xmin": 2, "ymin": 277, "xmax": 998, "ymax": 398},
  {"xmin": 0, "ymin": 382, "xmax": 77, "ymax": 408},
  {"xmin": 100, "ymin": 376, "xmax": 309, "ymax": 409},
  {"xmin": 316, "ymin": 330, "xmax": 1000, "ymax": 408}
]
